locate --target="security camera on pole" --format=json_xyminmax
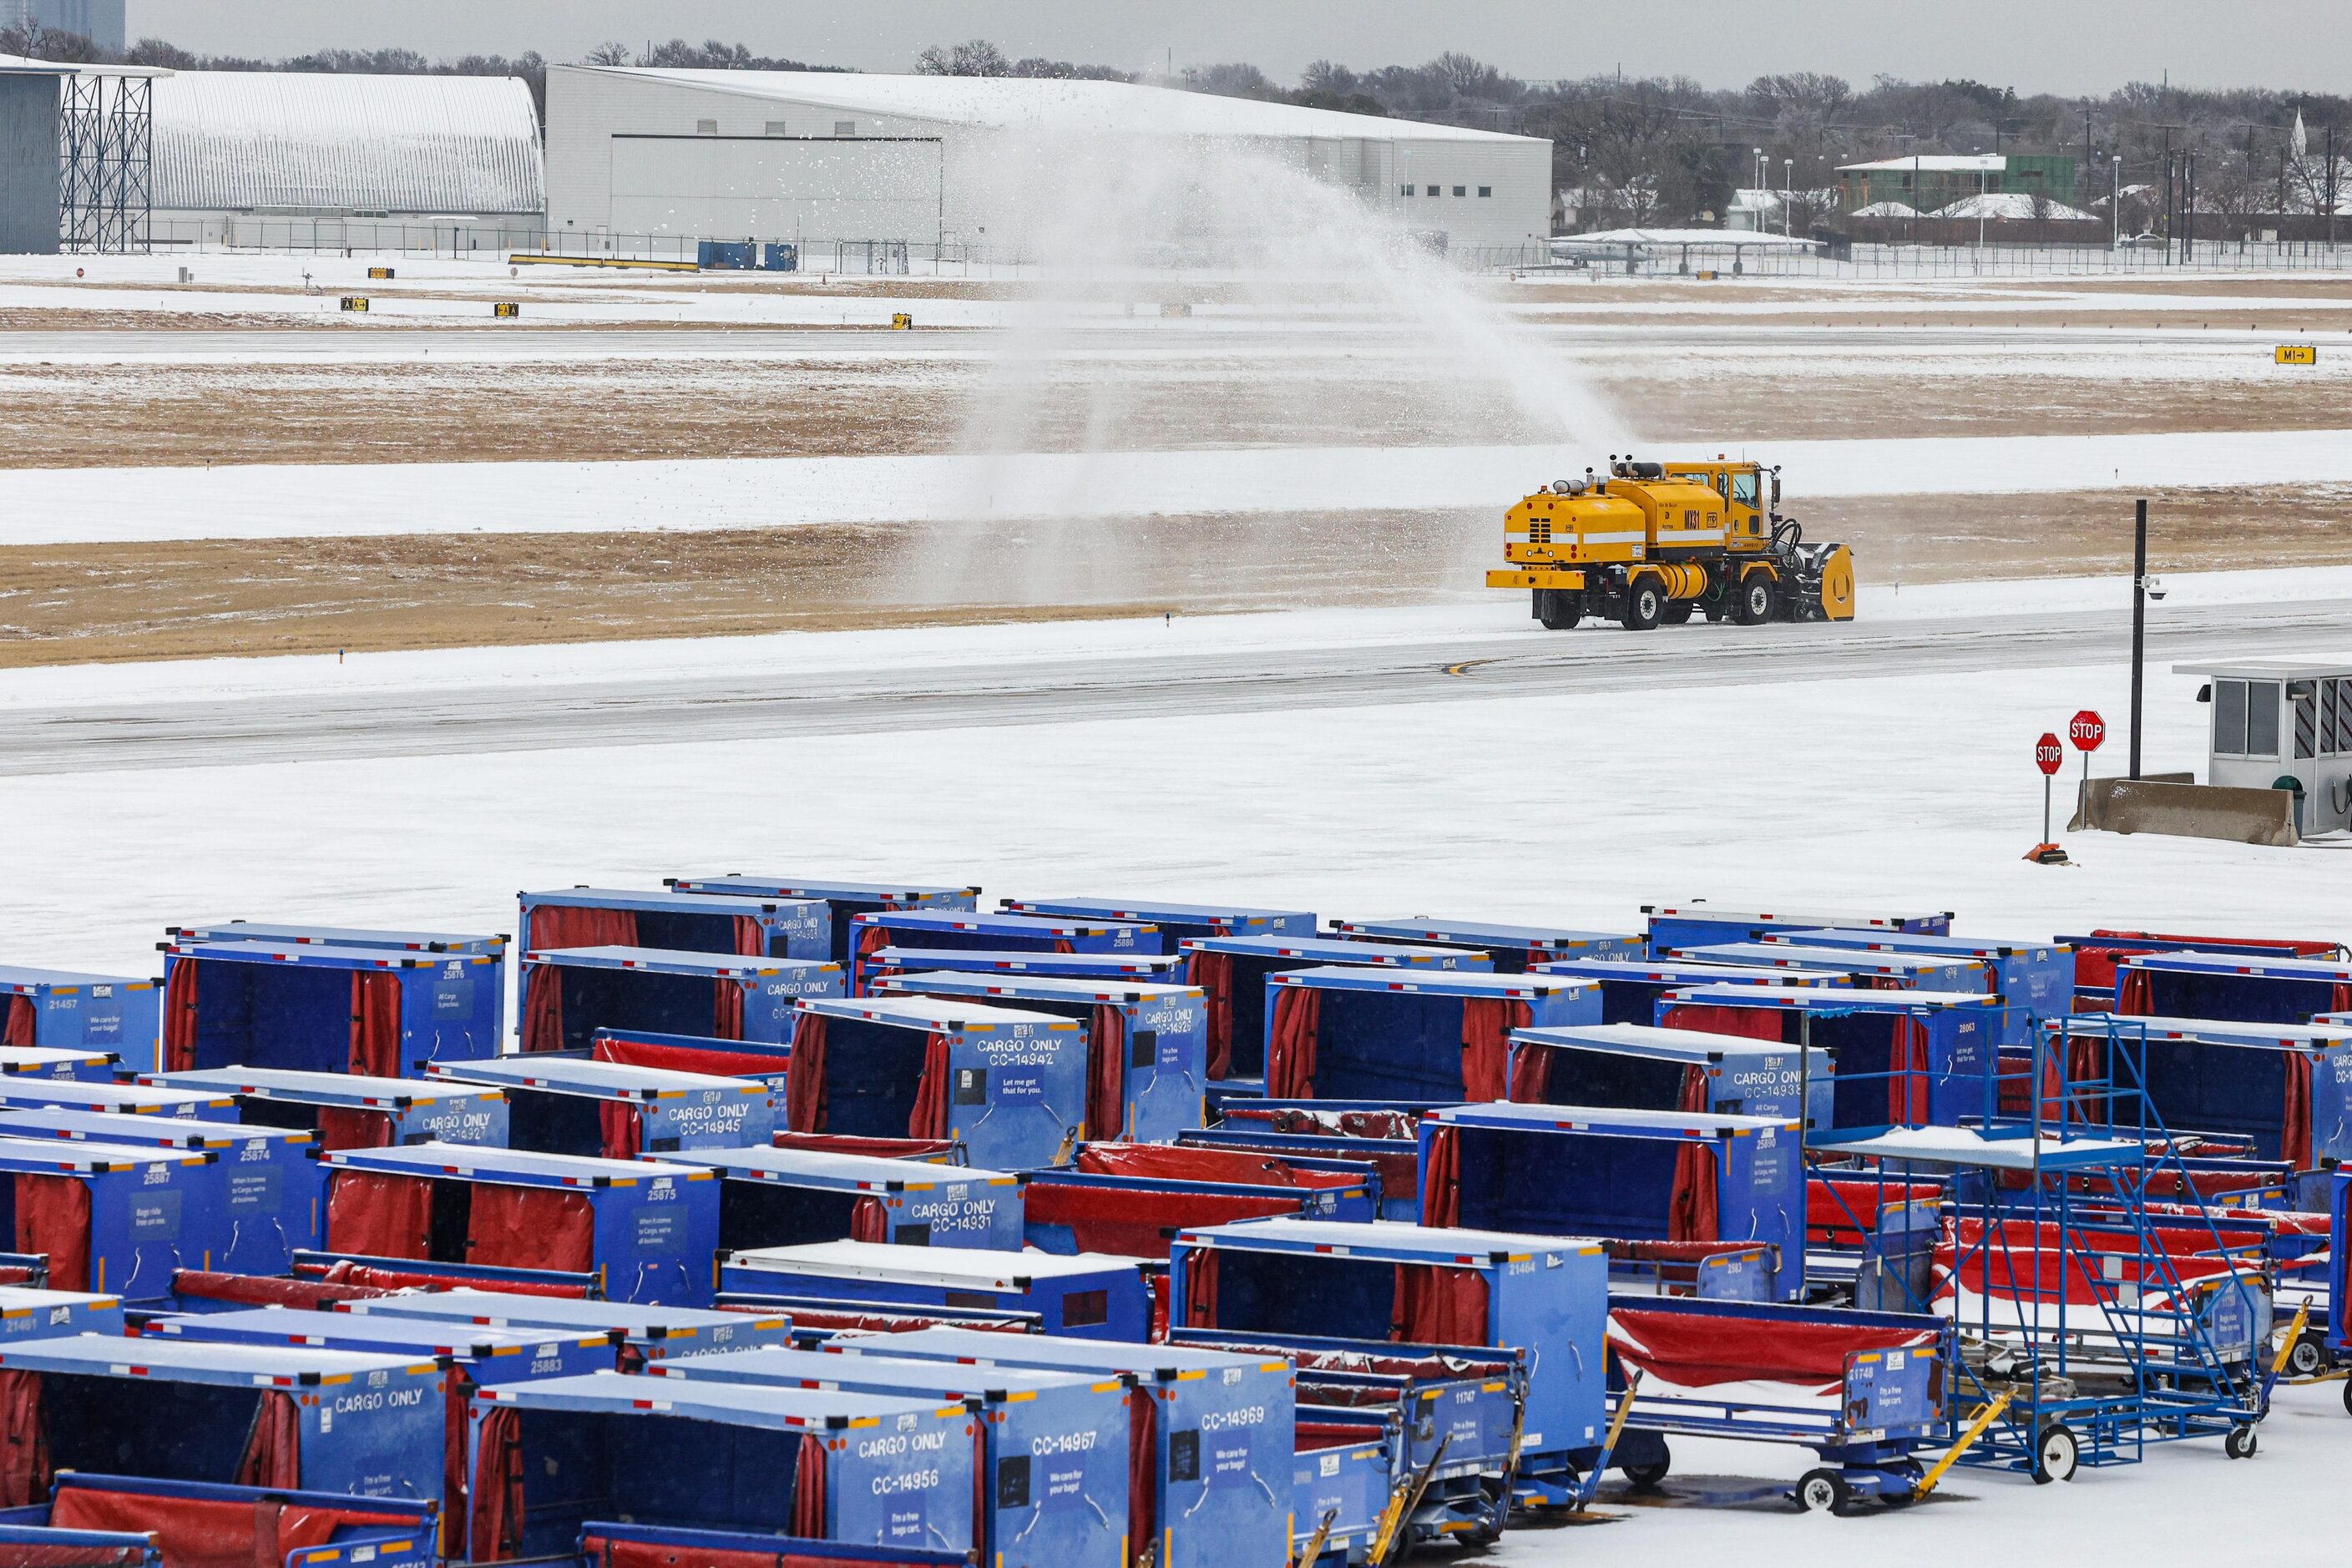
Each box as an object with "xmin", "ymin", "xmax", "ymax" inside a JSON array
[{"xmin": 2026, "ymin": 732, "xmax": 2071, "ymax": 864}]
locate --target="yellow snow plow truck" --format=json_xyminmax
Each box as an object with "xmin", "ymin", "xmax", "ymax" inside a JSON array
[{"xmin": 1488, "ymin": 456, "xmax": 1855, "ymax": 630}]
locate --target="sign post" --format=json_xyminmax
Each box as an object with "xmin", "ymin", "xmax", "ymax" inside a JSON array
[
  {"xmin": 2070, "ymin": 709, "xmax": 2105, "ymax": 795},
  {"xmin": 2028, "ymin": 732, "xmax": 2071, "ymax": 864}
]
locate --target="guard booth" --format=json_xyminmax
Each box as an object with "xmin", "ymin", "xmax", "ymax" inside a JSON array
[
  {"xmin": 2055, "ymin": 1014, "xmax": 2352, "ymax": 1171},
  {"xmin": 319, "ymin": 1142, "xmax": 721, "ymax": 1305},
  {"xmin": 1532, "ymin": 956, "xmax": 1851, "ymax": 1024},
  {"xmin": 1657, "ymin": 985, "xmax": 2000, "ymax": 1130},
  {"xmin": 0, "ymin": 969, "xmax": 158, "ymax": 1062},
  {"xmin": 1177, "ymin": 936, "xmax": 1491, "ymax": 1090},
  {"xmin": 427, "ymin": 1057, "xmax": 774, "ymax": 1158},
  {"xmin": 666, "ymin": 875, "xmax": 981, "ymax": 964},
  {"xmin": 1021, "ymin": 1143, "xmax": 1379, "ymax": 1257},
  {"xmin": 463, "ymin": 1372, "xmax": 976, "ymax": 1560},
  {"xmin": 518, "ymin": 888, "xmax": 829, "ymax": 963},
  {"xmin": 160, "ymin": 939, "xmax": 503, "ymax": 1076},
  {"xmin": 646, "ymin": 1345, "xmax": 1131, "ymax": 1568},
  {"xmin": 0, "ymin": 1080, "xmax": 235, "ymax": 1120},
  {"xmin": 846, "ymin": 912, "xmax": 1158, "ymax": 994},
  {"xmin": 1505, "ymin": 1021, "xmax": 1834, "ymax": 1125},
  {"xmin": 0, "ymin": 1108, "xmax": 320, "ymax": 1276},
  {"xmin": 785, "ymin": 997, "xmax": 1087, "ymax": 1171},
  {"xmin": 519, "ymin": 948, "xmax": 843, "ymax": 1053},
  {"xmin": 2178, "ymin": 659, "xmax": 2352, "ymax": 835},
  {"xmin": 1257, "ymin": 968, "xmax": 1599, "ymax": 1100},
  {"xmin": 0, "ymin": 1284, "xmax": 122, "ymax": 1341},
  {"xmin": 999, "ymin": 898, "xmax": 1316, "ymax": 952},
  {"xmin": 854, "ymin": 1328, "xmax": 1294, "ymax": 1568},
  {"xmin": 1641, "ymin": 904, "xmax": 1954, "ymax": 951},
  {"xmin": 873, "ymin": 971, "xmax": 1206, "ymax": 1143},
  {"xmin": 860, "ymin": 948, "xmax": 1189, "ymax": 989},
  {"xmin": 0, "ymin": 1336, "xmax": 445, "ymax": 1507},
  {"xmin": 1166, "ymin": 1217, "xmax": 1606, "ymax": 1511},
  {"xmin": 1331, "ymin": 918, "xmax": 1645, "ymax": 972},
  {"xmin": 0, "ymin": 1137, "xmax": 220, "ymax": 1299},
  {"xmin": 1419, "ymin": 1103, "xmax": 1806, "ymax": 1302},
  {"xmin": 720, "ymin": 1241, "xmax": 1152, "ymax": 1339},
  {"xmin": 139, "ymin": 1065, "xmax": 510, "ymax": 1149},
  {"xmin": 2115, "ymin": 949, "xmax": 2352, "ymax": 1024},
  {"xmin": 342, "ymin": 1287, "xmax": 791, "ymax": 1368},
  {"xmin": 660, "ymin": 1145, "xmax": 1025, "ymax": 1251}
]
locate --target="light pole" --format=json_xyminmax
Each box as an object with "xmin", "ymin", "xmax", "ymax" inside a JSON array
[
  {"xmin": 1783, "ymin": 159, "xmax": 1793, "ymax": 235},
  {"xmin": 2111, "ymin": 154, "xmax": 2122, "ymax": 250},
  {"xmin": 1753, "ymin": 148, "xmax": 1765, "ymax": 226}
]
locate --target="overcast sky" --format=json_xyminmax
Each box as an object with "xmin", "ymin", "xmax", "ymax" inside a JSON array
[{"xmin": 128, "ymin": 0, "xmax": 2349, "ymax": 96}]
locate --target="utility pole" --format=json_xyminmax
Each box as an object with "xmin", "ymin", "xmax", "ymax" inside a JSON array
[
  {"xmin": 2112, "ymin": 155, "xmax": 2122, "ymax": 250},
  {"xmin": 2130, "ymin": 499, "xmax": 2149, "ymax": 780},
  {"xmin": 2162, "ymin": 128, "xmax": 2173, "ymax": 264},
  {"xmin": 2330, "ymin": 123, "xmax": 2339, "ymax": 253}
]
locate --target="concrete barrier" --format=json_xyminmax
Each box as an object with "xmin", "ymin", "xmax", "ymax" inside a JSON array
[{"xmin": 2071, "ymin": 776, "xmax": 2298, "ymax": 847}]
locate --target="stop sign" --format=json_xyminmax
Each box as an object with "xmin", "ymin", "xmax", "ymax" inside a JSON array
[
  {"xmin": 2035, "ymin": 733, "xmax": 2064, "ymax": 776},
  {"xmin": 2070, "ymin": 711, "xmax": 2106, "ymax": 752}
]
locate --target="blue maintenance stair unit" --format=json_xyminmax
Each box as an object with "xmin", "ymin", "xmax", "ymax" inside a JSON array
[
  {"xmin": 519, "ymin": 947, "xmax": 843, "ymax": 1053},
  {"xmin": 658, "ymin": 1144, "xmax": 1027, "ymax": 1251}
]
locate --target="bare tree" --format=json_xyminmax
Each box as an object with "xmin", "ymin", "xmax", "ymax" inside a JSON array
[
  {"xmin": 914, "ymin": 39, "xmax": 1010, "ymax": 77},
  {"xmin": 584, "ymin": 41, "xmax": 631, "ymax": 66}
]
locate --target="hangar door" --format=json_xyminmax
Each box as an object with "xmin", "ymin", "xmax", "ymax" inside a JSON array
[{"xmin": 609, "ymin": 135, "xmax": 943, "ymax": 243}]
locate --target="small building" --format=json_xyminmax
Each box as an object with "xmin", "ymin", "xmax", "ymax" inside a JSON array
[
  {"xmin": 1837, "ymin": 153, "xmax": 2076, "ymax": 213},
  {"xmin": 2178, "ymin": 660, "xmax": 2352, "ymax": 836}
]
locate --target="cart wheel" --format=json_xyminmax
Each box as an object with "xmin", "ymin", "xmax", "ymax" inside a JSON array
[
  {"xmin": 2032, "ymin": 1424, "xmax": 2080, "ymax": 1485},
  {"xmin": 2287, "ymin": 1335, "xmax": 2325, "ymax": 1378},
  {"xmin": 2342, "ymin": 1379, "xmax": 2352, "ymax": 1417},
  {"xmin": 1795, "ymin": 1469, "xmax": 1850, "ymax": 1515},
  {"xmin": 1621, "ymin": 1444, "xmax": 1672, "ymax": 1490},
  {"xmin": 2225, "ymin": 1424, "xmax": 2258, "ymax": 1459}
]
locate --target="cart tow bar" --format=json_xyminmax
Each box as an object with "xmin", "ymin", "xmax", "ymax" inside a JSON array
[
  {"xmin": 1369, "ymin": 1433, "xmax": 1451, "ymax": 1567},
  {"xmin": 1570, "ymin": 1369, "xmax": 1646, "ymax": 1510},
  {"xmin": 1290, "ymin": 1506, "xmax": 1338, "ymax": 1568},
  {"xmin": 2258, "ymin": 1302, "xmax": 2314, "ymax": 1416},
  {"xmin": 1912, "ymin": 1391, "xmax": 2013, "ymax": 1502}
]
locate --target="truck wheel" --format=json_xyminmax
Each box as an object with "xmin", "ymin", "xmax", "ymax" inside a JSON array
[
  {"xmin": 1733, "ymin": 572, "xmax": 1776, "ymax": 625},
  {"xmin": 1622, "ymin": 578, "xmax": 1665, "ymax": 630},
  {"xmin": 1535, "ymin": 589, "xmax": 1581, "ymax": 631},
  {"xmin": 1660, "ymin": 598, "xmax": 1696, "ymax": 625}
]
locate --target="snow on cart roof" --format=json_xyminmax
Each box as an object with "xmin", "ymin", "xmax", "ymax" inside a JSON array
[
  {"xmin": 723, "ymin": 1240, "xmax": 1145, "ymax": 1287},
  {"xmin": 0, "ymin": 967, "xmax": 154, "ymax": 992},
  {"xmin": 1334, "ymin": 918, "xmax": 1641, "ymax": 951},
  {"xmin": 0, "ymin": 1136, "xmax": 210, "ymax": 1173},
  {"xmin": 1672, "ymin": 943, "xmax": 1988, "ymax": 979},
  {"xmin": 1001, "ymin": 898, "xmax": 1312, "ymax": 925},
  {"xmin": 169, "ymin": 921, "xmax": 502, "ymax": 953},
  {"xmin": 519, "ymin": 945, "xmax": 811, "ymax": 978},
  {"xmin": 839, "ymin": 1325, "xmax": 1292, "ymax": 1377},
  {"xmin": 1644, "ymin": 904, "xmax": 1953, "ymax": 928},
  {"xmin": 670, "ymin": 876, "xmax": 979, "ymax": 902},
  {"xmin": 1660, "ymin": 984, "xmax": 2000, "ymax": 1012},
  {"xmin": 322, "ymin": 1139, "xmax": 712, "ymax": 1186},
  {"xmin": 142, "ymin": 1065, "xmax": 505, "ymax": 1107},
  {"xmin": 1761, "ymin": 929, "xmax": 2066, "ymax": 959},
  {"xmin": 1803, "ymin": 1125, "xmax": 2143, "ymax": 1171},
  {"xmin": 523, "ymin": 887, "xmax": 817, "ymax": 913},
  {"xmin": 165, "ymin": 939, "xmax": 498, "ymax": 969},
  {"xmin": 1531, "ymin": 958, "xmax": 1850, "ymax": 985},
  {"xmin": 796, "ymin": 994, "xmax": 1079, "ymax": 1033},
  {"xmin": 474, "ymin": 1368, "xmax": 959, "ymax": 1426},
  {"xmin": 1509, "ymin": 1021, "xmax": 1831, "ymax": 1065},
  {"xmin": 849, "ymin": 909, "xmax": 1156, "ymax": 941},
  {"xmin": 864, "ymin": 948, "xmax": 1184, "ymax": 978},
  {"xmin": 1425, "ymin": 1102, "xmax": 1798, "ymax": 1139},
  {"xmin": 873, "ymin": 972, "xmax": 1201, "ymax": 1004},
  {"xmin": 0, "ymin": 1047, "xmax": 120, "ymax": 1075},
  {"xmin": 146, "ymin": 1308, "xmax": 607, "ymax": 1359},
  {"xmin": 659, "ymin": 1146, "xmax": 1023, "ymax": 1192},
  {"xmin": 2116, "ymin": 949, "xmax": 2352, "ymax": 981},
  {"xmin": 2052, "ymin": 1014, "xmax": 2352, "ymax": 1050},
  {"xmin": 1176, "ymin": 1215, "xmax": 1604, "ymax": 1260},
  {"xmin": 1177, "ymin": 935, "xmax": 1480, "ymax": 965},
  {"xmin": 0, "ymin": 1108, "xmax": 312, "ymax": 1150},
  {"xmin": 427, "ymin": 1057, "xmax": 772, "ymax": 1100},
  {"xmin": 1267, "ymin": 966, "xmax": 1595, "ymax": 999},
  {"xmin": 650, "ymin": 1345, "xmax": 1103, "ymax": 1397},
  {"xmin": 0, "ymin": 1333, "xmax": 436, "ymax": 1382},
  {"xmin": 0, "ymin": 1082, "xmax": 230, "ymax": 1115},
  {"xmin": 344, "ymin": 1289, "xmax": 783, "ymax": 1341}
]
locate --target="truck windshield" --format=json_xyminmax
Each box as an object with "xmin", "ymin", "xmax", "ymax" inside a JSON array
[{"xmin": 1732, "ymin": 472, "xmax": 1758, "ymax": 508}]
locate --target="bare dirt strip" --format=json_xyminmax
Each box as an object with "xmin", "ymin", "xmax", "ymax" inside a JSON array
[{"xmin": 4, "ymin": 484, "xmax": 2347, "ymax": 667}]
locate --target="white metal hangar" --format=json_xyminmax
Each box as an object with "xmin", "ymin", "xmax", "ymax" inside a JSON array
[{"xmin": 544, "ymin": 66, "xmax": 1552, "ymax": 257}]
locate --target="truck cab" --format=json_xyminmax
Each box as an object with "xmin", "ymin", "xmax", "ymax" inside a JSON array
[{"xmin": 1662, "ymin": 460, "xmax": 1776, "ymax": 553}]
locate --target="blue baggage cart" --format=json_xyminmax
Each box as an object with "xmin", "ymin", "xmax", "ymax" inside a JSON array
[
  {"xmin": 584, "ymin": 1027, "xmax": 796, "ymax": 1095},
  {"xmin": 660, "ymin": 1145, "xmax": 1024, "ymax": 1251},
  {"xmin": 1533, "ymin": 956, "xmax": 1852, "ymax": 1025},
  {"xmin": 0, "ymin": 1081, "xmax": 235, "ymax": 1120},
  {"xmin": 1505, "ymin": 1021, "xmax": 1834, "ymax": 1125},
  {"xmin": 0, "ymin": 1046, "xmax": 122, "ymax": 1083},
  {"xmin": 520, "ymin": 887, "xmax": 829, "ymax": 962},
  {"xmin": 999, "ymin": 898, "xmax": 1316, "ymax": 953},
  {"xmin": 847, "ymin": 912, "xmax": 1157, "ymax": 995},
  {"xmin": 0, "ymin": 968, "xmax": 158, "ymax": 1063},
  {"xmin": 1258, "ymin": 968, "xmax": 1598, "ymax": 1101},
  {"xmin": 647, "ymin": 1344, "xmax": 1130, "ymax": 1568},
  {"xmin": 2054, "ymin": 1014, "xmax": 2352, "ymax": 1177},
  {"xmin": 0, "ymin": 1284, "xmax": 122, "ymax": 1340},
  {"xmin": 1178, "ymin": 1125, "xmax": 1424, "ymax": 1221},
  {"xmin": 1167, "ymin": 1217, "xmax": 1606, "ymax": 1513},
  {"xmin": 1022, "ymin": 1142, "xmax": 1380, "ymax": 1257},
  {"xmin": 139, "ymin": 1065, "xmax": 510, "ymax": 1148},
  {"xmin": 1419, "ymin": 1102, "xmax": 1805, "ymax": 1302},
  {"xmin": 521, "ymin": 947, "xmax": 842, "ymax": 1055},
  {"xmin": 319, "ymin": 1143, "xmax": 721, "ymax": 1305},
  {"xmin": 0, "ymin": 1335, "xmax": 445, "ymax": 1502},
  {"xmin": 1177, "ymin": 937, "xmax": 1492, "ymax": 1092},
  {"xmin": 343, "ymin": 1287, "xmax": 790, "ymax": 1367},
  {"xmin": 786, "ymin": 996, "xmax": 1086, "ymax": 1171},
  {"xmin": 427, "ymin": 1056, "xmax": 774, "ymax": 1158},
  {"xmin": 1331, "ymin": 918, "xmax": 1645, "ymax": 972},
  {"xmin": 844, "ymin": 1327, "xmax": 1296, "ymax": 1568},
  {"xmin": 721, "ymin": 1241, "xmax": 1151, "ymax": 1339},
  {"xmin": 873, "ymin": 971, "xmax": 1205, "ymax": 1143},
  {"xmin": 0, "ymin": 1515, "xmax": 157, "ymax": 1568},
  {"xmin": 3, "ymin": 1472, "xmax": 432, "ymax": 1568},
  {"xmin": 861, "ymin": 948, "xmax": 1188, "ymax": 988},
  {"xmin": 665, "ymin": 877, "xmax": 980, "ymax": 965},
  {"xmin": 0, "ymin": 1137, "xmax": 220, "ymax": 1300},
  {"xmin": 0, "ymin": 1107, "xmax": 320, "ymax": 1276},
  {"xmin": 573, "ymin": 1524, "xmax": 961, "ymax": 1568},
  {"xmin": 1642, "ymin": 903, "xmax": 1953, "ymax": 951},
  {"xmin": 1669, "ymin": 941, "xmax": 1991, "ymax": 994},
  {"xmin": 2116, "ymin": 949, "xmax": 2352, "ymax": 1024},
  {"xmin": 464, "ymin": 1372, "xmax": 976, "ymax": 1558},
  {"xmin": 159, "ymin": 939, "xmax": 502, "ymax": 1076},
  {"xmin": 1763, "ymin": 928, "xmax": 2073, "ymax": 1049},
  {"xmin": 1290, "ymin": 1419, "xmax": 1393, "ymax": 1566},
  {"xmin": 169, "ymin": 921, "xmax": 504, "ymax": 956},
  {"xmin": 1658, "ymin": 984, "xmax": 2000, "ymax": 1130}
]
